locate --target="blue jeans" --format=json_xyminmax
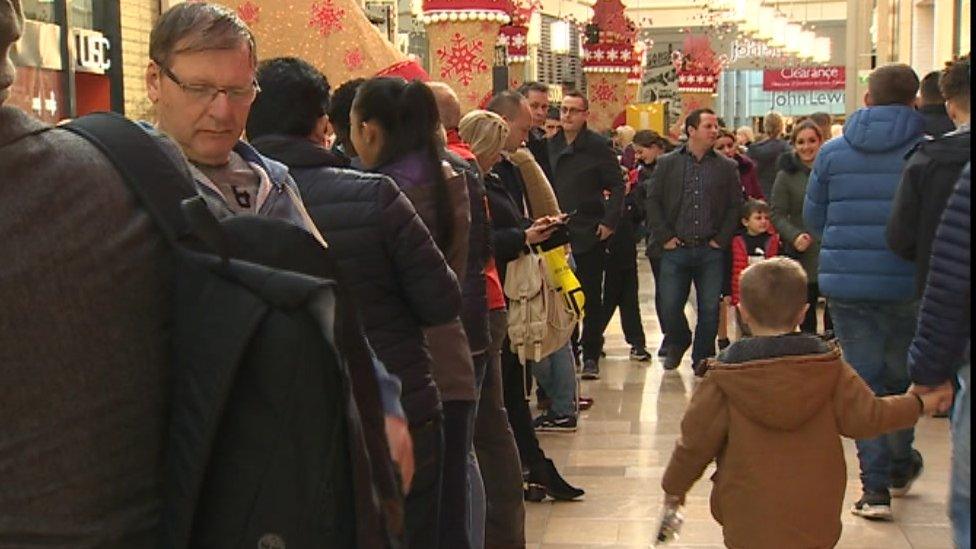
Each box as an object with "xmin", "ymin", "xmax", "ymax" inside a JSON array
[
  {"xmin": 830, "ymin": 299, "xmax": 918, "ymax": 494},
  {"xmin": 658, "ymin": 246, "xmax": 724, "ymax": 363},
  {"xmin": 466, "ymin": 353, "xmax": 489, "ymax": 549},
  {"xmin": 951, "ymin": 362, "xmax": 971, "ymax": 548},
  {"xmin": 531, "ymin": 343, "xmax": 577, "ymax": 417}
]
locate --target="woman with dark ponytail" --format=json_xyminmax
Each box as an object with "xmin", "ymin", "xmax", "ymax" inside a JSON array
[{"xmin": 351, "ymin": 76, "xmax": 477, "ymax": 549}]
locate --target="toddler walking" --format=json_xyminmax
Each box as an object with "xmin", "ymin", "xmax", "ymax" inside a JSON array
[{"xmin": 659, "ymin": 258, "xmax": 950, "ymax": 548}]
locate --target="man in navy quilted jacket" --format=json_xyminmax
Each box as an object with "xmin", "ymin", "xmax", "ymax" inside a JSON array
[
  {"xmin": 803, "ymin": 63, "xmax": 925, "ymax": 522},
  {"xmin": 907, "ymin": 164, "xmax": 970, "ymax": 548}
]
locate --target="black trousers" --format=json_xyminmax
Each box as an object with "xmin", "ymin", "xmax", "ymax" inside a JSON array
[
  {"xmin": 500, "ymin": 343, "xmax": 546, "ymax": 470},
  {"xmin": 573, "ymin": 245, "xmax": 608, "ymax": 362},
  {"xmin": 439, "ymin": 399, "xmax": 475, "ymax": 549},
  {"xmin": 801, "ymin": 282, "xmax": 833, "ymax": 334},
  {"xmin": 601, "ymin": 262, "xmax": 645, "ymax": 349},
  {"xmin": 405, "ymin": 416, "xmax": 444, "ymax": 549}
]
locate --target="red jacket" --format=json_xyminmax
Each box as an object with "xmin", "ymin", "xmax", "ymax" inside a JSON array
[
  {"xmin": 730, "ymin": 231, "xmax": 781, "ymax": 305},
  {"xmin": 446, "ymin": 128, "xmax": 477, "ymax": 162},
  {"xmin": 735, "ymin": 153, "xmax": 764, "ymax": 200}
]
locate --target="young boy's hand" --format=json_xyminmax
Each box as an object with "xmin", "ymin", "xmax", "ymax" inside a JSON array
[{"xmin": 909, "ymin": 381, "xmax": 955, "ymax": 415}]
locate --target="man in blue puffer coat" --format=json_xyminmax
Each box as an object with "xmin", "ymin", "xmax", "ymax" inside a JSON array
[{"xmin": 803, "ymin": 63, "xmax": 925, "ymax": 522}]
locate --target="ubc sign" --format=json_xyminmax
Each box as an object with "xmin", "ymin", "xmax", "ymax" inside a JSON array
[
  {"xmin": 74, "ymin": 28, "xmax": 111, "ymax": 74},
  {"xmin": 763, "ymin": 66, "xmax": 845, "ymax": 91}
]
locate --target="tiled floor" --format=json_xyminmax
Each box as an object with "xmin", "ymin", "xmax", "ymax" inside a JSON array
[{"xmin": 523, "ymin": 257, "xmax": 954, "ymax": 548}]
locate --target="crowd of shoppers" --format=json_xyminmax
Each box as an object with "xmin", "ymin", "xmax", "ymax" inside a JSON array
[{"xmin": 0, "ymin": 0, "xmax": 969, "ymax": 545}]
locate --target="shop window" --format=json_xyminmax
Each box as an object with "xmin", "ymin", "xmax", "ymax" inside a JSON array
[{"xmin": 22, "ymin": 0, "xmax": 55, "ymax": 24}]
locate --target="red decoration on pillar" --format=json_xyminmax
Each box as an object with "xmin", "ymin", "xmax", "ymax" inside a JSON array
[
  {"xmin": 309, "ymin": 0, "xmax": 346, "ymax": 36},
  {"xmin": 236, "ymin": 1, "xmax": 260, "ymax": 26},
  {"xmin": 591, "ymin": 77, "xmax": 619, "ymax": 108},
  {"xmin": 344, "ymin": 48, "xmax": 365, "ymax": 71},
  {"xmin": 436, "ymin": 33, "xmax": 489, "ymax": 87}
]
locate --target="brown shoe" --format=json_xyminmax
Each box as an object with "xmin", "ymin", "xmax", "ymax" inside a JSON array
[{"xmin": 579, "ymin": 396, "xmax": 594, "ymax": 410}]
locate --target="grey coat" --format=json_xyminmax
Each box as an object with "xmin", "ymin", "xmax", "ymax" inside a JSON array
[
  {"xmin": 0, "ymin": 106, "xmax": 173, "ymax": 547},
  {"xmin": 770, "ymin": 152, "xmax": 821, "ymax": 282}
]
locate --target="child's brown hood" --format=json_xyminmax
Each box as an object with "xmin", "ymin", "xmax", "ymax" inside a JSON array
[{"xmin": 706, "ymin": 340, "xmax": 845, "ymax": 431}]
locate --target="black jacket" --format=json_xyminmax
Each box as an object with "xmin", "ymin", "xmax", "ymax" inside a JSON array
[
  {"xmin": 606, "ymin": 183, "xmax": 642, "ymax": 266},
  {"xmin": 645, "ymin": 145, "xmax": 744, "ymax": 249},
  {"xmin": 632, "ymin": 160, "xmax": 664, "ymax": 259},
  {"xmin": 485, "ymin": 170, "xmax": 531, "ymax": 284},
  {"xmin": 918, "ymin": 103, "xmax": 956, "ymax": 137},
  {"xmin": 542, "ymin": 127, "xmax": 625, "ymax": 254},
  {"xmin": 886, "ymin": 127, "xmax": 971, "ymax": 297},
  {"xmin": 493, "ymin": 156, "xmax": 529, "ymax": 216},
  {"xmin": 747, "ymin": 137, "xmax": 791, "ymax": 198},
  {"xmin": 252, "ymin": 134, "xmax": 460, "ymax": 425}
]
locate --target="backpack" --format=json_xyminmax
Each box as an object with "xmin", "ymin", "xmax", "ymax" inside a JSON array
[
  {"xmin": 504, "ymin": 246, "xmax": 581, "ymax": 366},
  {"xmin": 63, "ymin": 113, "xmax": 398, "ymax": 549}
]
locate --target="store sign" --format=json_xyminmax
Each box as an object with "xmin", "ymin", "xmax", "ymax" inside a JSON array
[
  {"xmin": 730, "ymin": 38, "xmax": 788, "ymax": 64},
  {"xmin": 73, "ymin": 28, "xmax": 111, "ymax": 74},
  {"xmin": 763, "ymin": 66, "xmax": 845, "ymax": 91},
  {"xmin": 770, "ymin": 90, "xmax": 845, "ymax": 110},
  {"xmin": 8, "ymin": 66, "xmax": 65, "ymax": 123}
]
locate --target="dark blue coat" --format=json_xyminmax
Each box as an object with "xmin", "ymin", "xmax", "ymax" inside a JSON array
[
  {"xmin": 907, "ymin": 164, "xmax": 971, "ymax": 386},
  {"xmin": 251, "ymin": 135, "xmax": 460, "ymax": 423},
  {"xmin": 803, "ymin": 105, "xmax": 924, "ymax": 301}
]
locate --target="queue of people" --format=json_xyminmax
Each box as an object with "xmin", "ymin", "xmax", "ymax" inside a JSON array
[{"xmin": 0, "ymin": 0, "xmax": 969, "ymax": 546}]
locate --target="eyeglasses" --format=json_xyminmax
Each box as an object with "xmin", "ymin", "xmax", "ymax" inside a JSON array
[
  {"xmin": 560, "ymin": 106, "xmax": 587, "ymax": 115},
  {"xmin": 155, "ymin": 62, "xmax": 261, "ymax": 105}
]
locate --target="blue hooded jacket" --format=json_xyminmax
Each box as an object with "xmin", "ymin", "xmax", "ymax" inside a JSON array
[{"xmin": 803, "ymin": 105, "xmax": 924, "ymax": 301}]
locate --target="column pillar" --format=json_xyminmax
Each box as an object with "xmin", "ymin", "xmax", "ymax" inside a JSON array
[{"xmin": 845, "ymin": 0, "xmax": 874, "ymax": 114}]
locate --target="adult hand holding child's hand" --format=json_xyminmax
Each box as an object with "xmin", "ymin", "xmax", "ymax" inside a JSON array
[{"xmin": 908, "ymin": 381, "xmax": 955, "ymax": 416}]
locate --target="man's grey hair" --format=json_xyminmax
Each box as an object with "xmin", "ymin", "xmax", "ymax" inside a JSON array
[
  {"xmin": 486, "ymin": 90, "xmax": 526, "ymax": 120},
  {"xmin": 149, "ymin": 2, "xmax": 256, "ymax": 68},
  {"xmin": 427, "ymin": 81, "xmax": 462, "ymax": 130}
]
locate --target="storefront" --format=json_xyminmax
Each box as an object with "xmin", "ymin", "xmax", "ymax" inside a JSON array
[{"xmin": 9, "ymin": 0, "xmax": 123, "ymax": 123}]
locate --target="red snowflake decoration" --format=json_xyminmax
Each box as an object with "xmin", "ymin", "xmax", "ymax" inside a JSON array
[
  {"xmin": 236, "ymin": 1, "xmax": 260, "ymax": 26},
  {"xmin": 437, "ymin": 33, "xmax": 488, "ymax": 87},
  {"xmin": 591, "ymin": 78, "xmax": 619, "ymax": 108},
  {"xmin": 309, "ymin": 0, "xmax": 346, "ymax": 36},
  {"xmin": 344, "ymin": 48, "xmax": 364, "ymax": 71}
]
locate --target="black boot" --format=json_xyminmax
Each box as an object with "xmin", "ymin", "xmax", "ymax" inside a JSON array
[{"xmin": 526, "ymin": 458, "xmax": 585, "ymax": 501}]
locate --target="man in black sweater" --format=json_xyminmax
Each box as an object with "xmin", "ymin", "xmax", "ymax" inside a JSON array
[
  {"xmin": 917, "ymin": 70, "xmax": 957, "ymax": 138},
  {"xmin": 888, "ymin": 54, "xmax": 971, "ymax": 296}
]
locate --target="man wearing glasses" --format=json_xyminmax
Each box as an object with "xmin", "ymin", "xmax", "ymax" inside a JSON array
[
  {"xmin": 142, "ymin": 0, "xmax": 413, "ymax": 517},
  {"xmin": 544, "ymin": 91, "xmax": 625, "ymax": 380},
  {"xmin": 144, "ymin": 2, "xmax": 312, "ymax": 223}
]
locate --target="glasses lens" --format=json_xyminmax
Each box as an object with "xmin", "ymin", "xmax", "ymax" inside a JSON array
[{"xmin": 185, "ymin": 85, "xmax": 218, "ymax": 102}]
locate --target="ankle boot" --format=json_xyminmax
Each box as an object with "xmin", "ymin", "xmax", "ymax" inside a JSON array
[{"xmin": 526, "ymin": 458, "xmax": 585, "ymax": 501}]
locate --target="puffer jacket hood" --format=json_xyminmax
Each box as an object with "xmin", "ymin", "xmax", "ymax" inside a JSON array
[
  {"xmin": 777, "ymin": 150, "xmax": 809, "ymax": 175},
  {"xmin": 842, "ymin": 105, "xmax": 925, "ymax": 154},
  {"xmin": 802, "ymin": 105, "xmax": 923, "ymax": 301},
  {"xmin": 708, "ymin": 334, "xmax": 839, "ymax": 431}
]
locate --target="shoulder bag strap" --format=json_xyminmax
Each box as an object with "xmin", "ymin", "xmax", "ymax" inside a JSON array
[{"xmin": 62, "ymin": 112, "xmax": 197, "ymax": 247}]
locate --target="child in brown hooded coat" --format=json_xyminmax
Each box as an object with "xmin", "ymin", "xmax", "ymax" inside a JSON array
[{"xmin": 660, "ymin": 257, "xmax": 950, "ymax": 549}]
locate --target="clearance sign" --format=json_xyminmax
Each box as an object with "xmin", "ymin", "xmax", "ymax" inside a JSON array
[{"xmin": 763, "ymin": 66, "xmax": 846, "ymax": 91}]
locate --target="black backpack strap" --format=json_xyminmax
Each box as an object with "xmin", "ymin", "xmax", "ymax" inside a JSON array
[{"xmin": 62, "ymin": 112, "xmax": 196, "ymax": 246}]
